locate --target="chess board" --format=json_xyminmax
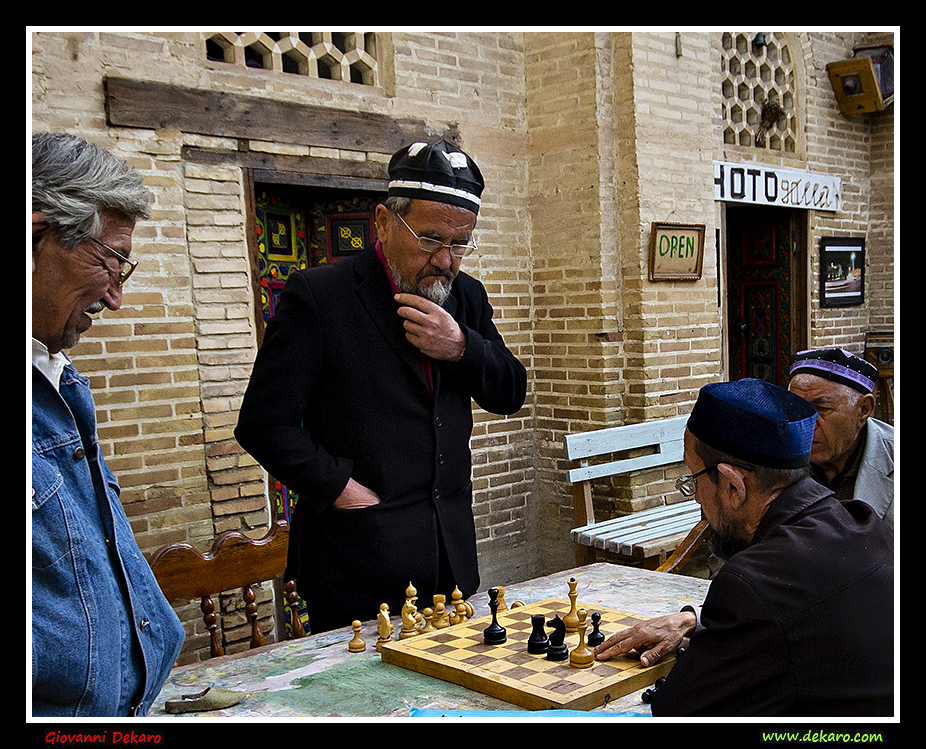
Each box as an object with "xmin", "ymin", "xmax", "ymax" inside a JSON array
[{"xmin": 379, "ymin": 598, "xmax": 675, "ymax": 711}]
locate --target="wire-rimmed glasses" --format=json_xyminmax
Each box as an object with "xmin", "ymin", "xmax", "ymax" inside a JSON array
[
  {"xmin": 394, "ymin": 212, "xmax": 477, "ymax": 258},
  {"xmin": 676, "ymin": 461, "xmax": 754, "ymax": 497},
  {"xmin": 675, "ymin": 464, "xmax": 719, "ymax": 497},
  {"xmin": 89, "ymin": 237, "xmax": 137, "ymax": 285}
]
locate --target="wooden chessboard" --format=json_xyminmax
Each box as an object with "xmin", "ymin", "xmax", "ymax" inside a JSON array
[{"xmin": 379, "ymin": 598, "xmax": 675, "ymax": 711}]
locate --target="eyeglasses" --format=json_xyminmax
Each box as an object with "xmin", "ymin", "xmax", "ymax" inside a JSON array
[
  {"xmin": 89, "ymin": 237, "xmax": 138, "ymax": 285},
  {"xmin": 675, "ymin": 461, "xmax": 754, "ymax": 497},
  {"xmin": 394, "ymin": 212, "xmax": 477, "ymax": 258},
  {"xmin": 675, "ymin": 464, "xmax": 719, "ymax": 497}
]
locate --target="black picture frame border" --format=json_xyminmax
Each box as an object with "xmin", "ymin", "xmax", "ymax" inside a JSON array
[{"xmin": 820, "ymin": 236, "xmax": 865, "ymax": 308}]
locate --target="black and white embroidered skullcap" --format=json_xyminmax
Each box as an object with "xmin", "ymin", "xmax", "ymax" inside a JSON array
[
  {"xmin": 789, "ymin": 348, "xmax": 878, "ymax": 394},
  {"xmin": 387, "ymin": 140, "xmax": 484, "ymax": 214}
]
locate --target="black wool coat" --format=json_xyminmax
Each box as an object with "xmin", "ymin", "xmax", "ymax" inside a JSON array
[
  {"xmin": 235, "ymin": 247, "xmax": 527, "ymax": 633},
  {"xmin": 652, "ymin": 476, "xmax": 894, "ymax": 717}
]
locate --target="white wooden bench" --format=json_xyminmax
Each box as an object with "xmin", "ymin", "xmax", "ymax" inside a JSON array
[{"xmin": 565, "ymin": 415, "xmax": 708, "ymax": 572}]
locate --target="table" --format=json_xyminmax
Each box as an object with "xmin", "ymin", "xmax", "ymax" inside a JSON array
[{"xmin": 151, "ymin": 563, "xmax": 710, "ymax": 719}]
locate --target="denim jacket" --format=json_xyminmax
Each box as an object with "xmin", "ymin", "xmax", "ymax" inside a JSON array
[{"xmin": 31, "ymin": 362, "xmax": 184, "ymax": 716}]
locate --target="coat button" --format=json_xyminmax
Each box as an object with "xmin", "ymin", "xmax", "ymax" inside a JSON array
[{"xmin": 72, "ymin": 446, "xmax": 85, "ymax": 461}]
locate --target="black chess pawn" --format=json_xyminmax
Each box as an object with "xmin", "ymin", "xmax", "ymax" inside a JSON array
[
  {"xmin": 483, "ymin": 588, "xmax": 507, "ymax": 645},
  {"xmin": 527, "ymin": 613, "xmax": 549, "ymax": 654},
  {"xmin": 545, "ymin": 615, "xmax": 569, "ymax": 661},
  {"xmin": 587, "ymin": 611, "xmax": 604, "ymax": 648}
]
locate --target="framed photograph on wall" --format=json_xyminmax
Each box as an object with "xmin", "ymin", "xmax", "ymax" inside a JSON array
[
  {"xmin": 648, "ymin": 222, "xmax": 706, "ymax": 281},
  {"xmin": 820, "ymin": 237, "xmax": 865, "ymax": 307}
]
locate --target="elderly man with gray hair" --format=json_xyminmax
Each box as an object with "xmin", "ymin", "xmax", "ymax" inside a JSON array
[
  {"xmin": 594, "ymin": 379, "xmax": 893, "ymax": 716},
  {"xmin": 31, "ymin": 132, "xmax": 184, "ymax": 716},
  {"xmin": 788, "ymin": 347, "xmax": 894, "ymax": 530}
]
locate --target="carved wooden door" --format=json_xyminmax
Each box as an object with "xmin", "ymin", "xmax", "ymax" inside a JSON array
[{"xmin": 726, "ymin": 205, "xmax": 801, "ymax": 386}]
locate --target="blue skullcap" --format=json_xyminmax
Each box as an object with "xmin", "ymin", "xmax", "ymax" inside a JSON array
[
  {"xmin": 789, "ymin": 348, "xmax": 878, "ymax": 394},
  {"xmin": 387, "ymin": 139, "xmax": 484, "ymax": 214},
  {"xmin": 687, "ymin": 379, "xmax": 817, "ymax": 468}
]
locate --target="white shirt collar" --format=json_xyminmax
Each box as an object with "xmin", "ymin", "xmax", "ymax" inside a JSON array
[{"xmin": 32, "ymin": 338, "xmax": 68, "ymax": 391}]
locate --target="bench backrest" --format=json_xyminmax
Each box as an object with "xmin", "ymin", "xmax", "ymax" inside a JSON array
[
  {"xmin": 565, "ymin": 415, "xmax": 688, "ymax": 483},
  {"xmin": 564, "ymin": 415, "xmax": 688, "ymax": 527}
]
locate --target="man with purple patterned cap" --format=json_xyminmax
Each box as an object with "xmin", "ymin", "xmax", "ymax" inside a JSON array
[
  {"xmin": 595, "ymin": 379, "xmax": 894, "ymax": 716},
  {"xmin": 788, "ymin": 348, "xmax": 893, "ymax": 530},
  {"xmin": 236, "ymin": 139, "xmax": 526, "ymax": 634}
]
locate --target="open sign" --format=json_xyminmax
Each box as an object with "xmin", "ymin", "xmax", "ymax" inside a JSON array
[{"xmin": 649, "ymin": 222, "xmax": 706, "ymax": 281}]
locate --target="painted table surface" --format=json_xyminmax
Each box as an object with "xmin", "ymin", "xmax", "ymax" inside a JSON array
[{"xmin": 151, "ymin": 563, "xmax": 710, "ymax": 719}]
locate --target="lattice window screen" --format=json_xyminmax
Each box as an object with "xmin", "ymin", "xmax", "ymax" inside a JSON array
[
  {"xmin": 721, "ymin": 32, "xmax": 797, "ymax": 153},
  {"xmin": 204, "ymin": 32, "xmax": 379, "ymax": 86}
]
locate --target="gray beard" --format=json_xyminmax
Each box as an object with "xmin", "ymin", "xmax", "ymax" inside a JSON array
[
  {"xmin": 706, "ymin": 523, "xmax": 747, "ymax": 561},
  {"xmin": 389, "ymin": 261, "xmax": 453, "ymax": 306}
]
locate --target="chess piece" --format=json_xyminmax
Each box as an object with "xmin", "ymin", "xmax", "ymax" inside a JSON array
[
  {"xmin": 569, "ymin": 609, "xmax": 594, "ymax": 669},
  {"xmin": 587, "ymin": 611, "xmax": 605, "ymax": 648},
  {"xmin": 400, "ymin": 582, "xmax": 420, "ymax": 639},
  {"xmin": 527, "ymin": 613, "xmax": 549, "ymax": 654},
  {"xmin": 563, "ymin": 577, "xmax": 580, "ymax": 633},
  {"xmin": 419, "ymin": 607, "xmax": 435, "ymax": 633},
  {"xmin": 483, "ymin": 588, "xmax": 507, "ymax": 645},
  {"xmin": 545, "ymin": 615, "xmax": 569, "ymax": 661},
  {"xmin": 348, "ymin": 620, "xmax": 366, "ymax": 653},
  {"xmin": 376, "ymin": 603, "xmax": 394, "ymax": 652},
  {"xmin": 450, "ymin": 585, "xmax": 474, "ymax": 624},
  {"xmin": 432, "ymin": 595, "xmax": 450, "ymax": 629},
  {"xmin": 496, "ymin": 586, "xmax": 508, "ymax": 611}
]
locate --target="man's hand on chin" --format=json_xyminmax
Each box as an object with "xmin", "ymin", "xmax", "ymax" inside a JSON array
[{"xmin": 395, "ymin": 293, "xmax": 466, "ymax": 362}]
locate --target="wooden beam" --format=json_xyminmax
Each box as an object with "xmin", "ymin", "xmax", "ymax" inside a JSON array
[
  {"xmin": 103, "ymin": 76, "xmax": 436, "ymax": 154},
  {"xmin": 182, "ymin": 145, "xmax": 390, "ymax": 191}
]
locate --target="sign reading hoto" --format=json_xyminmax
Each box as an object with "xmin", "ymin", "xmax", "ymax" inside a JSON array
[
  {"xmin": 713, "ymin": 160, "xmax": 841, "ymax": 212},
  {"xmin": 649, "ymin": 222, "xmax": 706, "ymax": 281}
]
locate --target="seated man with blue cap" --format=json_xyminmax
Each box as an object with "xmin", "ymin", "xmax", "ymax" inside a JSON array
[
  {"xmin": 788, "ymin": 348, "xmax": 893, "ymax": 530},
  {"xmin": 594, "ymin": 379, "xmax": 893, "ymax": 716},
  {"xmin": 236, "ymin": 139, "xmax": 527, "ymax": 634}
]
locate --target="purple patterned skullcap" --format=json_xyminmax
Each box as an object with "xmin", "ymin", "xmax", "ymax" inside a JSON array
[
  {"xmin": 387, "ymin": 139, "xmax": 484, "ymax": 215},
  {"xmin": 789, "ymin": 348, "xmax": 878, "ymax": 394}
]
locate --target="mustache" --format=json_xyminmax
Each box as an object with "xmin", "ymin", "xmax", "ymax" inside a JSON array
[
  {"xmin": 84, "ymin": 300, "xmax": 106, "ymax": 316},
  {"xmin": 417, "ymin": 268, "xmax": 454, "ymax": 283}
]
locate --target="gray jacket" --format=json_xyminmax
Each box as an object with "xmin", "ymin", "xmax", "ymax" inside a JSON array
[{"xmin": 855, "ymin": 417, "xmax": 894, "ymax": 530}]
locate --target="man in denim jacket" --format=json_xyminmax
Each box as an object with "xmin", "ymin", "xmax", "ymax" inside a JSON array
[{"xmin": 31, "ymin": 133, "xmax": 184, "ymax": 716}]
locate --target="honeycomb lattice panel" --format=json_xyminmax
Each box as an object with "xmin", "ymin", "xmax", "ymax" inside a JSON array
[
  {"xmin": 721, "ymin": 32, "xmax": 797, "ymax": 153},
  {"xmin": 203, "ymin": 32, "xmax": 379, "ymax": 86}
]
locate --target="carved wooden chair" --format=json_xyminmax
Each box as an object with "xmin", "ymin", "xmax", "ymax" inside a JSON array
[{"xmin": 151, "ymin": 520, "xmax": 304, "ymax": 658}]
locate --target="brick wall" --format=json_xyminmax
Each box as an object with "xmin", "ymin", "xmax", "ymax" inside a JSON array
[
  {"xmin": 525, "ymin": 33, "xmax": 724, "ymax": 572},
  {"xmin": 31, "ymin": 29, "xmax": 894, "ymax": 661},
  {"xmin": 31, "ymin": 30, "xmax": 536, "ymax": 662},
  {"xmin": 524, "ymin": 33, "xmax": 620, "ymax": 571},
  {"xmin": 793, "ymin": 32, "xmax": 895, "ymax": 350}
]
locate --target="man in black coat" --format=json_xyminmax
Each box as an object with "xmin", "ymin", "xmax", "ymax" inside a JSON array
[
  {"xmin": 235, "ymin": 140, "xmax": 527, "ymax": 634},
  {"xmin": 593, "ymin": 379, "xmax": 894, "ymax": 716}
]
